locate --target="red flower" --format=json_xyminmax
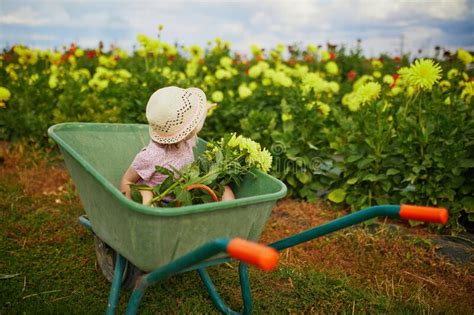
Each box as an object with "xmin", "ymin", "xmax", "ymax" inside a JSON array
[
  {"xmin": 198, "ymin": 58, "xmax": 205, "ymax": 65},
  {"xmin": 4, "ymin": 54, "xmax": 13, "ymax": 62},
  {"xmin": 390, "ymin": 73, "xmax": 400, "ymax": 88},
  {"xmin": 69, "ymin": 43, "xmax": 76, "ymax": 53},
  {"xmin": 114, "ymin": 55, "xmax": 121, "ymax": 61},
  {"xmin": 393, "ymin": 56, "xmax": 401, "ymax": 63},
  {"xmin": 61, "ymin": 52, "xmax": 73, "ymax": 63},
  {"xmin": 347, "ymin": 70, "xmax": 357, "ymax": 81},
  {"xmin": 304, "ymin": 54, "xmax": 314, "ymax": 62},
  {"xmin": 86, "ymin": 50, "xmax": 96, "ymax": 59},
  {"xmin": 329, "ymin": 52, "xmax": 336, "ymax": 60}
]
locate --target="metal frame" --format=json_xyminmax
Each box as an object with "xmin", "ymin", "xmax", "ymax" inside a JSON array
[{"xmin": 79, "ymin": 205, "xmax": 407, "ymax": 314}]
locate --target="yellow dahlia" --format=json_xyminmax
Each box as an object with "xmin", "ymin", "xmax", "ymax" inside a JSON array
[
  {"xmin": 219, "ymin": 56, "xmax": 232, "ymax": 68},
  {"xmin": 325, "ymin": 61, "xmax": 339, "ymax": 75},
  {"xmin": 211, "ymin": 91, "xmax": 224, "ymax": 102},
  {"xmin": 461, "ymin": 81, "xmax": 474, "ymax": 102},
  {"xmin": 457, "ymin": 48, "xmax": 473, "ymax": 65},
  {"xmin": 238, "ymin": 84, "xmax": 252, "ymax": 99},
  {"xmin": 400, "ymin": 59, "xmax": 442, "ymax": 91},
  {"xmin": 317, "ymin": 101, "xmax": 331, "ymax": 117},
  {"xmin": 0, "ymin": 87, "xmax": 11, "ymax": 101},
  {"xmin": 447, "ymin": 68, "xmax": 459, "ymax": 79},
  {"xmin": 439, "ymin": 80, "xmax": 451, "ymax": 92},
  {"xmin": 356, "ymin": 82, "xmax": 381, "ymax": 105},
  {"xmin": 255, "ymin": 149, "xmax": 272, "ymax": 173}
]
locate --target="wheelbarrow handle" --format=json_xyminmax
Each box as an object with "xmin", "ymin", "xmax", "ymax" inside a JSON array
[
  {"xmin": 399, "ymin": 204, "xmax": 448, "ymax": 224},
  {"xmin": 227, "ymin": 238, "xmax": 279, "ymax": 272}
]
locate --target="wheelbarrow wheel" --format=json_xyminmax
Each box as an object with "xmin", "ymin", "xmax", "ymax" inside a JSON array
[{"xmin": 94, "ymin": 236, "xmax": 144, "ymax": 290}]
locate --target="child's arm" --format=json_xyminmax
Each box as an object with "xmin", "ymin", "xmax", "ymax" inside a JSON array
[{"xmin": 120, "ymin": 166, "xmax": 140, "ymax": 198}]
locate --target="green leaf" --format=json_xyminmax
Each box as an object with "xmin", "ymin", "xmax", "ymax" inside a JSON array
[
  {"xmin": 362, "ymin": 174, "xmax": 378, "ymax": 182},
  {"xmin": 382, "ymin": 181, "xmax": 392, "ymax": 192},
  {"xmin": 307, "ymin": 142, "xmax": 319, "ymax": 151},
  {"xmin": 346, "ymin": 177, "xmax": 358, "ymax": 185},
  {"xmin": 155, "ymin": 165, "xmax": 174, "ymax": 177},
  {"xmin": 347, "ymin": 155, "xmax": 363, "ymax": 163},
  {"xmin": 156, "ymin": 176, "xmax": 174, "ymax": 194},
  {"xmin": 176, "ymin": 189, "xmax": 192, "ymax": 206},
  {"xmin": 328, "ymin": 189, "xmax": 346, "ymax": 203},
  {"xmin": 459, "ymin": 159, "xmax": 474, "ymax": 168},
  {"xmin": 296, "ymin": 171, "xmax": 312, "ymax": 184},
  {"xmin": 286, "ymin": 175, "xmax": 298, "ymax": 188},
  {"xmin": 386, "ymin": 168, "xmax": 400, "ymax": 176},
  {"xmin": 188, "ymin": 165, "xmax": 200, "ymax": 181},
  {"xmin": 451, "ymin": 167, "xmax": 461, "ymax": 176},
  {"xmin": 357, "ymin": 158, "xmax": 374, "ymax": 170},
  {"xmin": 461, "ymin": 197, "xmax": 474, "ymax": 212}
]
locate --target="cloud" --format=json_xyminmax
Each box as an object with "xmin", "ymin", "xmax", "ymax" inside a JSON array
[
  {"xmin": 0, "ymin": 5, "xmax": 50, "ymax": 26},
  {"xmin": 220, "ymin": 22, "xmax": 245, "ymax": 35}
]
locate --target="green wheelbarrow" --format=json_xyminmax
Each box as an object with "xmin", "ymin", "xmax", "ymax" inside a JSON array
[{"xmin": 48, "ymin": 123, "xmax": 448, "ymax": 314}]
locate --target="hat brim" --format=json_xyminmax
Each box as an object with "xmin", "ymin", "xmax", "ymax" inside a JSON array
[{"xmin": 149, "ymin": 87, "xmax": 207, "ymax": 144}]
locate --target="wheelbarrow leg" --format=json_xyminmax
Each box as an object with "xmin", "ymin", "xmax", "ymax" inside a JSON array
[
  {"xmin": 106, "ymin": 253, "xmax": 125, "ymax": 315},
  {"xmin": 198, "ymin": 263, "xmax": 252, "ymax": 315},
  {"xmin": 238, "ymin": 263, "xmax": 252, "ymax": 315},
  {"xmin": 125, "ymin": 284, "xmax": 146, "ymax": 315}
]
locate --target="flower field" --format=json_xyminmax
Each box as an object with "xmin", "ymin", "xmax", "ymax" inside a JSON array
[{"xmin": 1, "ymin": 32, "xmax": 473, "ymax": 230}]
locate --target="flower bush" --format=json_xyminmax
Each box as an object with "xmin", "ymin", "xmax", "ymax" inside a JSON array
[{"xmin": 1, "ymin": 30, "xmax": 473, "ymax": 230}]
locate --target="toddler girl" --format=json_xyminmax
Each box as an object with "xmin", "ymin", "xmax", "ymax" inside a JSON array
[{"xmin": 120, "ymin": 86, "xmax": 234, "ymax": 205}]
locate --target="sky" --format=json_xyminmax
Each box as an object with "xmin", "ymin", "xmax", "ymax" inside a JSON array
[{"xmin": 0, "ymin": 0, "xmax": 473, "ymax": 57}]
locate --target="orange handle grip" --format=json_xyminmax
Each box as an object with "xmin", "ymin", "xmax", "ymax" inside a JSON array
[
  {"xmin": 399, "ymin": 204, "xmax": 448, "ymax": 224},
  {"xmin": 227, "ymin": 238, "xmax": 279, "ymax": 272}
]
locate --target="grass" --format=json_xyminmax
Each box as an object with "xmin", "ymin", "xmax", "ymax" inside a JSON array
[{"xmin": 1, "ymin": 143, "xmax": 473, "ymax": 314}]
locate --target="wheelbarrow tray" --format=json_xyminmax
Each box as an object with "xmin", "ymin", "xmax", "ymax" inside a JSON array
[{"xmin": 48, "ymin": 123, "xmax": 287, "ymax": 272}]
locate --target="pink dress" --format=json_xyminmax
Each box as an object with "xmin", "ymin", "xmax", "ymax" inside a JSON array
[{"xmin": 131, "ymin": 137, "xmax": 196, "ymax": 186}]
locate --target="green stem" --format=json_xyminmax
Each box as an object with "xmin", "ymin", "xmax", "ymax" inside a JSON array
[
  {"xmin": 418, "ymin": 94, "xmax": 425, "ymax": 158},
  {"xmin": 150, "ymin": 180, "xmax": 181, "ymax": 204},
  {"xmin": 403, "ymin": 91, "xmax": 419, "ymax": 116}
]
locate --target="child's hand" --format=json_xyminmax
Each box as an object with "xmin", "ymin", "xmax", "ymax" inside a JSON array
[
  {"xmin": 120, "ymin": 167, "xmax": 140, "ymax": 199},
  {"xmin": 120, "ymin": 184, "xmax": 132, "ymax": 199}
]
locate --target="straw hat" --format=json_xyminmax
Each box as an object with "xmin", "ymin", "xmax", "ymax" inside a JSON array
[{"xmin": 146, "ymin": 86, "xmax": 206, "ymax": 144}]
